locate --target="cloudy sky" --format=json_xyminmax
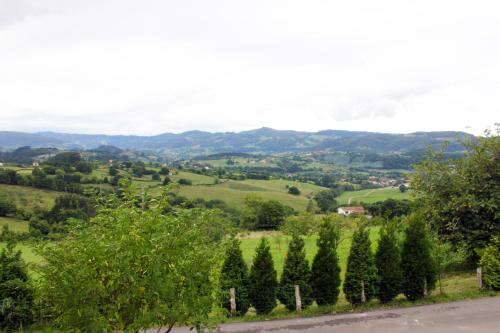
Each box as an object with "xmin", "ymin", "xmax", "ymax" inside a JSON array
[{"xmin": 0, "ymin": 0, "xmax": 498, "ymax": 135}]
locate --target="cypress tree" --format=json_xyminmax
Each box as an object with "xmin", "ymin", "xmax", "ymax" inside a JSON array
[
  {"xmin": 375, "ymin": 225, "xmax": 403, "ymax": 303},
  {"xmin": 343, "ymin": 227, "xmax": 378, "ymax": 305},
  {"xmin": 248, "ymin": 238, "xmax": 278, "ymax": 314},
  {"xmin": 278, "ymin": 236, "xmax": 313, "ymax": 311},
  {"xmin": 310, "ymin": 217, "xmax": 341, "ymax": 306},
  {"xmin": 219, "ymin": 239, "xmax": 250, "ymax": 316},
  {"xmin": 401, "ymin": 215, "xmax": 437, "ymax": 301}
]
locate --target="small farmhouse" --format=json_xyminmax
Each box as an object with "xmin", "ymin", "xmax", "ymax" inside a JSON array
[{"xmin": 337, "ymin": 206, "xmax": 365, "ymax": 216}]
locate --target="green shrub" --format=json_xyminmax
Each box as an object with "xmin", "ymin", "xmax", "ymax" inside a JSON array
[
  {"xmin": 278, "ymin": 236, "xmax": 312, "ymax": 311},
  {"xmin": 375, "ymin": 225, "xmax": 402, "ymax": 303},
  {"xmin": 480, "ymin": 236, "xmax": 500, "ymax": 290},
  {"xmin": 310, "ymin": 216, "xmax": 341, "ymax": 306},
  {"xmin": 401, "ymin": 214, "xmax": 437, "ymax": 301},
  {"xmin": 343, "ymin": 226, "xmax": 378, "ymax": 305},
  {"xmin": 287, "ymin": 186, "xmax": 300, "ymax": 195},
  {"xmin": 219, "ymin": 239, "xmax": 250, "ymax": 316},
  {"xmin": 249, "ymin": 238, "xmax": 278, "ymax": 314},
  {"xmin": 38, "ymin": 188, "xmax": 228, "ymax": 333},
  {"xmin": 177, "ymin": 178, "xmax": 192, "ymax": 185},
  {"xmin": 0, "ymin": 242, "xmax": 34, "ymax": 332},
  {"xmin": 0, "ymin": 195, "xmax": 17, "ymax": 217}
]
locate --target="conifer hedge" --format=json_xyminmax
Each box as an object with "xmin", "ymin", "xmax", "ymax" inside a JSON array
[
  {"xmin": 310, "ymin": 217, "xmax": 341, "ymax": 306},
  {"xmin": 219, "ymin": 239, "xmax": 250, "ymax": 316},
  {"xmin": 249, "ymin": 238, "xmax": 278, "ymax": 314},
  {"xmin": 278, "ymin": 236, "xmax": 313, "ymax": 311},
  {"xmin": 401, "ymin": 215, "xmax": 437, "ymax": 301},
  {"xmin": 375, "ymin": 225, "xmax": 403, "ymax": 303},
  {"xmin": 343, "ymin": 226, "xmax": 378, "ymax": 305}
]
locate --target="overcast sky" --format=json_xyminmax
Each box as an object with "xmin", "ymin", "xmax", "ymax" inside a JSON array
[{"xmin": 0, "ymin": 0, "xmax": 498, "ymax": 135}]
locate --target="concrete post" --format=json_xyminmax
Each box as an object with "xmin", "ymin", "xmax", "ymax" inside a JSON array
[
  {"xmin": 361, "ymin": 281, "xmax": 366, "ymax": 304},
  {"xmin": 294, "ymin": 285, "xmax": 302, "ymax": 312},
  {"xmin": 230, "ymin": 288, "xmax": 236, "ymax": 314},
  {"xmin": 477, "ymin": 267, "xmax": 483, "ymax": 289}
]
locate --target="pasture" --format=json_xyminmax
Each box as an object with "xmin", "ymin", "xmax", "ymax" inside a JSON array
[
  {"xmin": 336, "ymin": 187, "xmax": 411, "ymax": 205},
  {"xmin": 0, "ymin": 184, "xmax": 60, "ymax": 211},
  {"xmin": 239, "ymin": 227, "xmax": 380, "ymax": 277},
  {"xmin": 175, "ymin": 178, "xmax": 327, "ymax": 211},
  {"xmin": 0, "ymin": 216, "xmax": 29, "ymax": 233}
]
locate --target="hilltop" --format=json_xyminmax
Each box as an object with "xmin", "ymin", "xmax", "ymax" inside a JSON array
[{"xmin": 0, "ymin": 128, "xmax": 472, "ymax": 155}]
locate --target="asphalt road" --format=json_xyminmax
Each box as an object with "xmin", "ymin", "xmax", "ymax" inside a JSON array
[{"xmin": 163, "ymin": 297, "xmax": 500, "ymax": 333}]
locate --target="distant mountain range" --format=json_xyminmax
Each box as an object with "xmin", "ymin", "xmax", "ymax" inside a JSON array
[{"xmin": 0, "ymin": 128, "xmax": 472, "ymax": 155}]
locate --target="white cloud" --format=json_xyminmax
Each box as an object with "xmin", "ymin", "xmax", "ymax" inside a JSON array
[{"xmin": 0, "ymin": 0, "xmax": 498, "ymax": 135}]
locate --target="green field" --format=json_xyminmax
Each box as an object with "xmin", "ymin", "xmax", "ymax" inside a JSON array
[
  {"xmin": 0, "ymin": 216, "xmax": 29, "ymax": 233},
  {"xmin": 336, "ymin": 187, "xmax": 411, "ymax": 205},
  {"xmin": 0, "ymin": 242, "xmax": 41, "ymax": 267},
  {"xmin": 198, "ymin": 157, "xmax": 279, "ymax": 168},
  {"xmin": 0, "ymin": 184, "xmax": 60, "ymax": 211},
  {"xmin": 239, "ymin": 227, "xmax": 380, "ymax": 277},
  {"xmin": 173, "ymin": 178, "xmax": 327, "ymax": 211}
]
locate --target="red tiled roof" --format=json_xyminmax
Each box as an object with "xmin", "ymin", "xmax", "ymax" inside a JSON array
[{"xmin": 339, "ymin": 206, "xmax": 365, "ymax": 213}]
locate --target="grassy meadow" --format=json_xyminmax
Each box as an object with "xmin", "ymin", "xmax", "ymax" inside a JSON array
[
  {"xmin": 336, "ymin": 187, "xmax": 411, "ymax": 205},
  {"xmin": 238, "ymin": 227, "xmax": 380, "ymax": 277},
  {"xmin": 0, "ymin": 216, "xmax": 29, "ymax": 233},
  {"xmin": 0, "ymin": 184, "xmax": 60, "ymax": 211}
]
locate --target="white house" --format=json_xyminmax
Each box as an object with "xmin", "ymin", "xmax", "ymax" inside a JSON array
[{"xmin": 337, "ymin": 206, "xmax": 365, "ymax": 216}]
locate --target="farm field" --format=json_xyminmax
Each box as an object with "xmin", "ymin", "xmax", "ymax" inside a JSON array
[
  {"xmin": 197, "ymin": 157, "xmax": 279, "ymax": 168},
  {"xmin": 174, "ymin": 178, "xmax": 327, "ymax": 211},
  {"xmin": 336, "ymin": 187, "xmax": 411, "ymax": 205},
  {"xmin": 0, "ymin": 216, "xmax": 29, "ymax": 233},
  {"xmin": 0, "ymin": 184, "xmax": 60, "ymax": 211},
  {"xmin": 238, "ymin": 227, "xmax": 380, "ymax": 277}
]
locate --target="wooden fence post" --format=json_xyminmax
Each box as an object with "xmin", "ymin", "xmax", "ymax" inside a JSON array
[
  {"xmin": 361, "ymin": 281, "xmax": 366, "ymax": 304},
  {"xmin": 294, "ymin": 285, "xmax": 302, "ymax": 312},
  {"xmin": 477, "ymin": 267, "xmax": 483, "ymax": 289},
  {"xmin": 229, "ymin": 288, "xmax": 236, "ymax": 315}
]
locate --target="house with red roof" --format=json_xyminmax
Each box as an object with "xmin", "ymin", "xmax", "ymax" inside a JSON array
[{"xmin": 337, "ymin": 206, "xmax": 365, "ymax": 216}]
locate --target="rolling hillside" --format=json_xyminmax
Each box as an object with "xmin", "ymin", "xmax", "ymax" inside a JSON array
[{"xmin": 0, "ymin": 128, "xmax": 471, "ymax": 155}]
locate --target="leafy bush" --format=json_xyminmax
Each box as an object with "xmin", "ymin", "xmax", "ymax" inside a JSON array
[
  {"xmin": 480, "ymin": 236, "xmax": 500, "ymax": 291},
  {"xmin": 177, "ymin": 178, "xmax": 192, "ymax": 185},
  {"xmin": 249, "ymin": 238, "xmax": 278, "ymax": 314},
  {"xmin": 38, "ymin": 187, "xmax": 229, "ymax": 332},
  {"xmin": 278, "ymin": 236, "xmax": 312, "ymax": 311},
  {"xmin": 0, "ymin": 195, "xmax": 17, "ymax": 217},
  {"xmin": 0, "ymin": 242, "xmax": 34, "ymax": 332},
  {"xmin": 287, "ymin": 186, "xmax": 300, "ymax": 195},
  {"xmin": 411, "ymin": 128, "xmax": 500, "ymax": 261},
  {"xmin": 241, "ymin": 196, "xmax": 287, "ymax": 230}
]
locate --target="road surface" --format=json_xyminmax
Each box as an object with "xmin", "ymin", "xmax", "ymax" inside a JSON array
[{"xmin": 162, "ymin": 297, "xmax": 500, "ymax": 333}]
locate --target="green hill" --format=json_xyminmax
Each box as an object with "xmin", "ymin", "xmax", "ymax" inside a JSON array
[
  {"xmin": 0, "ymin": 184, "xmax": 60, "ymax": 211},
  {"xmin": 336, "ymin": 187, "xmax": 411, "ymax": 205}
]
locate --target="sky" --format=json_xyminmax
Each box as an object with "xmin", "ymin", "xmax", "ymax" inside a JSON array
[{"xmin": 0, "ymin": 0, "xmax": 498, "ymax": 136}]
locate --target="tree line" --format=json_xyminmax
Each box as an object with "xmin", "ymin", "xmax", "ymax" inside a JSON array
[{"xmin": 219, "ymin": 214, "xmax": 440, "ymax": 316}]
